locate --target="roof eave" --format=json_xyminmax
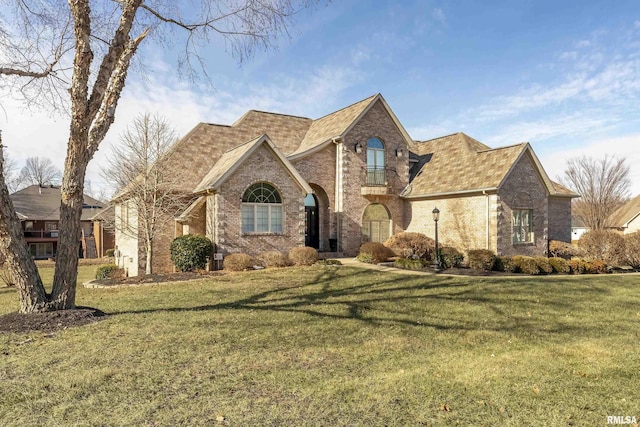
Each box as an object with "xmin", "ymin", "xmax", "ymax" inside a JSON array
[{"xmin": 402, "ymin": 187, "xmax": 499, "ymax": 200}]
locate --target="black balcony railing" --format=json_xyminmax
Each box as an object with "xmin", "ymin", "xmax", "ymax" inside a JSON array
[{"xmin": 366, "ymin": 167, "xmax": 387, "ymax": 186}]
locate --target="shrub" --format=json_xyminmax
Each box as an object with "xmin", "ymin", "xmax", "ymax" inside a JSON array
[
  {"xmin": 494, "ymin": 256, "xmax": 518, "ymax": 273},
  {"xmin": 579, "ymin": 230, "xmax": 625, "ymax": 266},
  {"xmin": 288, "ymin": 246, "xmax": 318, "ymax": 266},
  {"xmin": 358, "ymin": 242, "xmax": 395, "ymax": 263},
  {"xmin": 223, "ymin": 253, "xmax": 255, "ymax": 271},
  {"xmin": 170, "ymin": 234, "xmax": 213, "ymax": 272},
  {"xmin": 624, "ymin": 232, "xmax": 640, "ymax": 268},
  {"xmin": 393, "ymin": 258, "xmax": 428, "ymax": 270},
  {"xmin": 512, "ymin": 256, "xmax": 540, "ymax": 275},
  {"xmin": 384, "ymin": 232, "xmax": 434, "ymax": 259},
  {"xmin": 533, "ymin": 256, "xmax": 553, "ymax": 274},
  {"xmin": 105, "ymin": 248, "xmax": 115, "ymax": 257},
  {"xmin": 468, "ymin": 249, "xmax": 496, "ymax": 271},
  {"xmin": 95, "ymin": 263, "xmax": 122, "ymax": 279},
  {"xmin": 548, "ymin": 257, "xmax": 570, "ymax": 274},
  {"xmin": 588, "ymin": 259, "xmax": 607, "ymax": 274},
  {"xmin": 438, "ymin": 246, "xmax": 464, "ymax": 269},
  {"xmin": 548, "ymin": 240, "xmax": 581, "ymax": 259},
  {"xmin": 257, "ymin": 251, "xmax": 290, "ymax": 268},
  {"xmin": 567, "ymin": 258, "xmax": 586, "ymax": 274}
]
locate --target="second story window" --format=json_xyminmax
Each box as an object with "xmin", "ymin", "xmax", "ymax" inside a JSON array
[{"xmin": 366, "ymin": 137, "xmax": 386, "ymax": 185}]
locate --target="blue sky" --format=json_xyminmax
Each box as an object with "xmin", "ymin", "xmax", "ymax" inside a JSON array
[{"xmin": 2, "ymin": 0, "xmax": 640, "ymax": 196}]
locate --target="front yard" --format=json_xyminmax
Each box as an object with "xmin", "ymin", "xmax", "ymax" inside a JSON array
[{"xmin": 1, "ymin": 265, "xmax": 638, "ymax": 425}]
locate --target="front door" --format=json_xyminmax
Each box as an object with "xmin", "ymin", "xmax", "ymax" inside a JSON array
[{"xmin": 305, "ymin": 194, "xmax": 319, "ymax": 248}]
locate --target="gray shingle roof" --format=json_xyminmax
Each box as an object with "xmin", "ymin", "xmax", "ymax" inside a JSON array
[{"xmin": 10, "ymin": 185, "xmax": 106, "ymax": 221}]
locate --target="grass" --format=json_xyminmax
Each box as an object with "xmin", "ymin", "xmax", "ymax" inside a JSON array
[{"xmin": 1, "ymin": 265, "xmax": 639, "ymax": 426}]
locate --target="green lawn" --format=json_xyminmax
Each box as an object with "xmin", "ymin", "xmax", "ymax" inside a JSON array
[{"xmin": 1, "ymin": 265, "xmax": 639, "ymax": 426}]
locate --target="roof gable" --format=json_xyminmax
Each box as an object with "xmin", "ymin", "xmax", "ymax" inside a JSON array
[
  {"xmin": 609, "ymin": 194, "xmax": 640, "ymax": 227},
  {"xmin": 11, "ymin": 184, "xmax": 106, "ymax": 221},
  {"xmin": 194, "ymin": 134, "xmax": 312, "ymax": 194}
]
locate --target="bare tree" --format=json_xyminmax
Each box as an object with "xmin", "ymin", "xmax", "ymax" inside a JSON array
[
  {"xmin": 18, "ymin": 157, "xmax": 62, "ymax": 187},
  {"xmin": 562, "ymin": 155, "xmax": 631, "ymax": 230},
  {"xmin": 102, "ymin": 113, "xmax": 189, "ymax": 274},
  {"xmin": 1, "ymin": 148, "xmax": 21, "ymax": 193},
  {"xmin": 0, "ymin": 0, "xmax": 320, "ymax": 313}
]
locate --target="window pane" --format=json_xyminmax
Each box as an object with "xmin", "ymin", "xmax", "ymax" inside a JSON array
[
  {"xmin": 241, "ymin": 205, "xmax": 254, "ymax": 233},
  {"xmin": 361, "ymin": 222, "xmax": 371, "ymax": 242},
  {"xmin": 376, "ymin": 150, "xmax": 385, "ymax": 168},
  {"xmin": 271, "ymin": 206, "xmax": 282, "ymax": 233},
  {"xmin": 367, "ymin": 150, "xmax": 375, "ymax": 166},
  {"xmin": 256, "ymin": 205, "xmax": 269, "ymax": 232},
  {"xmin": 380, "ymin": 220, "xmax": 390, "ymax": 242}
]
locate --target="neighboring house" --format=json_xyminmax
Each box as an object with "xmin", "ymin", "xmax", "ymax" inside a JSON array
[
  {"xmin": 608, "ymin": 194, "xmax": 640, "ymax": 234},
  {"xmin": 114, "ymin": 94, "xmax": 577, "ymax": 276},
  {"xmin": 571, "ymin": 215, "xmax": 589, "ymax": 243},
  {"xmin": 10, "ymin": 184, "xmax": 112, "ymax": 259}
]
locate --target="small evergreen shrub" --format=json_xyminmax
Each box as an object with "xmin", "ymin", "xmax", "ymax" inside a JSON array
[
  {"xmin": 384, "ymin": 232, "xmax": 434, "ymax": 259},
  {"xmin": 438, "ymin": 246, "xmax": 464, "ymax": 269},
  {"xmin": 579, "ymin": 230, "xmax": 625, "ymax": 266},
  {"xmin": 95, "ymin": 263, "xmax": 121, "ymax": 279},
  {"xmin": 512, "ymin": 256, "xmax": 540, "ymax": 275},
  {"xmin": 393, "ymin": 258, "xmax": 428, "ymax": 270},
  {"xmin": 494, "ymin": 256, "xmax": 518, "ymax": 273},
  {"xmin": 288, "ymin": 246, "xmax": 318, "ymax": 266},
  {"xmin": 170, "ymin": 234, "xmax": 213, "ymax": 272},
  {"xmin": 548, "ymin": 240, "xmax": 581, "ymax": 259},
  {"xmin": 105, "ymin": 248, "xmax": 115, "ymax": 257},
  {"xmin": 257, "ymin": 251, "xmax": 290, "ymax": 268},
  {"xmin": 624, "ymin": 232, "xmax": 640, "ymax": 268},
  {"xmin": 358, "ymin": 242, "xmax": 395, "ymax": 263},
  {"xmin": 468, "ymin": 249, "xmax": 496, "ymax": 271},
  {"xmin": 223, "ymin": 253, "xmax": 255, "ymax": 271},
  {"xmin": 534, "ymin": 256, "xmax": 553, "ymax": 274},
  {"xmin": 548, "ymin": 257, "xmax": 570, "ymax": 274}
]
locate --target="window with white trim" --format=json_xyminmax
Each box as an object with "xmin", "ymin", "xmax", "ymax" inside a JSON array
[
  {"xmin": 241, "ymin": 183, "xmax": 283, "ymax": 234},
  {"xmin": 512, "ymin": 209, "xmax": 534, "ymax": 243}
]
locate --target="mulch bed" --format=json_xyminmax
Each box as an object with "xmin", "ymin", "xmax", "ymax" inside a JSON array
[
  {"xmin": 90, "ymin": 271, "xmax": 221, "ymax": 287},
  {"xmin": 0, "ymin": 306, "xmax": 107, "ymax": 334}
]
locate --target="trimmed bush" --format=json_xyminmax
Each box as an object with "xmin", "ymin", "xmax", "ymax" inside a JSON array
[
  {"xmin": 223, "ymin": 253, "xmax": 255, "ymax": 272},
  {"xmin": 512, "ymin": 256, "xmax": 540, "ymax": 275},
  {"xmin": 624, "ymin": 232, "xmax": 640, "ymax": 268},
  {"xmin": 588, "ymin": 259, "xmax": 607, "ymax": 274},
  {"xmin": 384, "ymin": 232, "xmax": 434, "ymax": 260},
  {"xmin": 548, "ymin": 257, "xmax": 570, "ymax": 274},
  {"xmin": 95, "ymin": 263, "xmax": 121, "ymax": 279},
  {"xmin": 317, "ymin": 259, "xmax": 342, "ymax": 266},
  {"xmin": 257, "ymin": 251, "xmax": 290, "ymax": 268},
  {"xmin": 105, "ymin": 248, "xmax": 115, "ymax": 257},
  {"xmin": 548, "ymin": 240, "xmax": 581, "ymax": 259},
  {"xmin": 468, "ymin": 249, "xmax": 496, "ymax": 271},
  {"xmin": 494, "ymin": 256, "xmax": 518, "ymax": 273},
  {"xmin": 393, "ymin": 258, "xmax": 429, "ymax": 270},
  {"xmin": 358, "ymin": 242, "xmax": 394, "ymax": 264},
  {"xmin": 534, "ymin": 256, "xmax": 553, "ymax": 274},
  {"xmin": 579, "ymin": 230, "xmax": 625, "ymax": 266},
  {"xmin": 170, "ymin": 234, "xmax": 213, "ymax": 272},
  {"xmin": 438, "ymin": 246, "xmax": 464, "ymax": 269},
  {"xmin": 288, "ymin": 246, "xmax": 318, "ymax": 266},
  {"xmin": 567, "ymin": 258, "xmax": 586, "ymax": 274}
]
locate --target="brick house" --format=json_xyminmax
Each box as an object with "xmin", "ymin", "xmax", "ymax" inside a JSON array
[
  {"xmin": 113, "ymin": 94, "xmax": 577, "ymax": 275},
  {"xmin": 10, "ymin": 184, "xmax": 113, "ymax": 259}
]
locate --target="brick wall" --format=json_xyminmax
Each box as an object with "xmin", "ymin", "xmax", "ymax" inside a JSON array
[
  {"xmin": 497, "ymin": 152, "xmax": 548, "ymax": 256},
  {"xmin": 339, "ymin": 100, "xmax": 410, "ymax": 255},
  {"xmin": 548, "ymin": 196, "xmax": 572, "ymax": 242},
  {"xmin": 210, "ymin": 144, "xmax": 307, "ymax": 256}
]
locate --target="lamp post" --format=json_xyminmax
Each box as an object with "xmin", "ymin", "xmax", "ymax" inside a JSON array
[{"xmin": 432, "ymin": 207, "xmax": 442, "ymax": 272}]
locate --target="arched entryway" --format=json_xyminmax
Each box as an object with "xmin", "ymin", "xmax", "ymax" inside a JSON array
[
  {"xmin": 362, "ymin": 203, "xmax": 391, "ymax": 243},
  {"xmin": 304, "ymin": 193, "xmax": 319, "ymax": 248}
]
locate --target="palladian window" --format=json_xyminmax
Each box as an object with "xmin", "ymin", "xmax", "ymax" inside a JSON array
[{"xmin": 241, "ymin": 183, "xmax": 283, "ymax": 234}]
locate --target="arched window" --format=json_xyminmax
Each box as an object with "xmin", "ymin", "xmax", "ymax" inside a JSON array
[
  {"xmin": 361, "ymin": 203, "xmax": 391, "ymax": 243},
  {"xmin": 241, "ymin": 183, "xmax": 283, "ymax": 233},
  {"xmin": 366, "ymin": 137, "xmax": 386, "ymax": 185}
]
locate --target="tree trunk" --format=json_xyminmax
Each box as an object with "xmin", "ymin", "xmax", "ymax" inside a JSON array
[
  {"xmin": 51, "ymin": 137, "xmax": 89, "ymax": 310},
  {"xmin": 146, "ymin": 242, "xmax": 152, "ymax": 275}
]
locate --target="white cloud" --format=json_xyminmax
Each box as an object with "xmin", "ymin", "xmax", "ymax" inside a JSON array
[
  {"xmin": 432, "ymin": 8, "xmax": 446, "ymax": 25},
  {"xmin": 539, "ymin": 134, "xmax": 640, "ymax": 196}
]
